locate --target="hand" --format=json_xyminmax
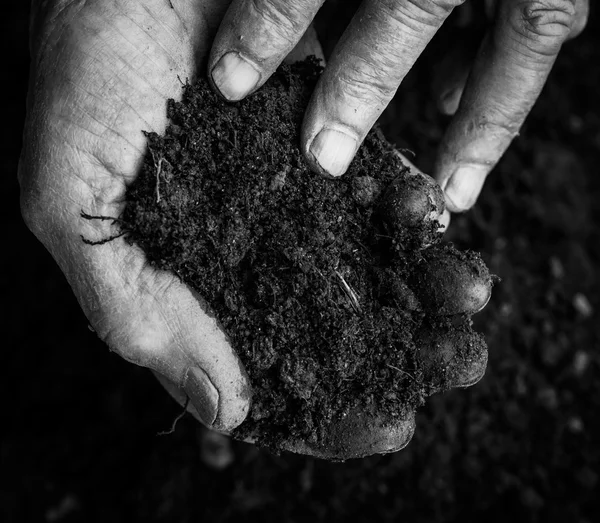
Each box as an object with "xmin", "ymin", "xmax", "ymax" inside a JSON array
[
  {"xmin": 19, "ymin": 0, "xmax": 490, "ymax": 461},
  {"xmin": 207, "ymin": 0, "xmax": 588, "ymax": 214},
  {"xmin": 19, "ymin": 0, "xmax": 251, "ymax": 433}
]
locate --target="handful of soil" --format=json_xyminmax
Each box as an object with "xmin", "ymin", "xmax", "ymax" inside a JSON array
[{"xmin": 122, "ymin": 58, "xmax": 493, "ymax": 459}]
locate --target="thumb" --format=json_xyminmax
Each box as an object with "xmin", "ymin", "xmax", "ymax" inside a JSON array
[{"xmin": 21, "ymin": 195, "xmax": 251, "ymax": 431}]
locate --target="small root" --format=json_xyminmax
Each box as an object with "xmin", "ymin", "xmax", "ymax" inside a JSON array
[
  {"xmin": 157, "ymin": 397, "xmax": 190, "ymax": 436},
  {"xmin": 80, "ymin": 211, "xmax": 123, "ymax": 224},
  {"xmin": 334, "ymin": 269, "xmax": 361, "ymax": 314},
  {"xmin": 151, "ymin": 151, "xmax": 164, "ymax": 203},
  {"xmin": 387, "ymin": 364, "xmax": 415, "ymax": 381},
  {"xmin": 81, "ymin": 231, "xmax": 126, "ymax": 245}
]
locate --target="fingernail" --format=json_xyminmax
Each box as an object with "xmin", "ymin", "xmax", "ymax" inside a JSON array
[
  {"xmin": 211, "ymin": 52, "xmax": 260, "ymax": 101},
  {"xmin": 183, "ymin": 367, "xmax": 219, "ymax": 427},
  {"xmin": 309, "ymin": 127, "xmax": 357, "ymax": 177},
  {"xmin": 444, "ymin": 164, "xmax": 488, "ymax": 212}
]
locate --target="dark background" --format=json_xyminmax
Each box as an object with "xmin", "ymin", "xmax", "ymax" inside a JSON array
[{"xmin": 3, "ymin": 3, "xmax": 599, "ymax": 522}]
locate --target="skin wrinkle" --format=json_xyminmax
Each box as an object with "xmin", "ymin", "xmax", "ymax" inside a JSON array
[
  {"xmin": 225, "ymin": 2, "xmax": 318, "ymax": 64},
  {"xmin": 339, "ymin": 55, "xmax": 400, "ymax": 102},
  {"xmin": 30, "ymin": 0, "xmax": 88, "ymax": 63},
  {"xmin": 387, "ymin": 0, "xmax": 456, "ymax": 28},
  {"xmin": 249, "ymin": 0, "xmax": 315, "ymax": 36},
  {"xmin": 77, "ymin": 8, "xmax": 181, "ymax": 102},
  {"xmin": 140, "ymin": 2, "xmax": 187, "ymax": 48},
  {"xmin": 127, "ymin": 7, "xmax": 186, "ymax": 71},
  {"xmin": 497, "ymin": 32, "xmax": 561, "ymax": 67},
  {"xmin": 47, "ymin": 46, "xmax": 153, "ymax": 150},
  {"xmin": 507, "ymin": 2, "xmax": 574, "ymax": 53}
]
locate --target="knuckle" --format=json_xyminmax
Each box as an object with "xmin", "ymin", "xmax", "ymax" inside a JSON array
[
  {"xmin": 249, "ymin": 0, "xmax": 314, "ymax": 37},
  {"xmin": 511, "ymin": 1, "xmax": 576, "ymax": 53},
  {"xmin": 470, "ymin": 112, "xmax": 522, "ymax": 145},
  {"xmin": 377, "ymin": 0, "xmax": 465, "ymax": 29},
  {"xmin": 429, "ymin": 0, "xmax": 468, "ymax": 10},
  {"xmin": 337, "ymin": 57, "xmax": 397, "ymax": 108}
]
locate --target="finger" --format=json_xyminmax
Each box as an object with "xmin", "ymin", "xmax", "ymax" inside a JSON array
[
  {"xmin": 439, "ymin": 0, "xmax": 587, "ymax": 116},
  {"xmin": 484, "ymin": 0, "xmax": 586, "ymax": 39},
  {"xmin": 22, "ymin": 202, "xmax": 251, "ymax": 432},
  {"xmin": 378, "ymin": 159, "xmax": 445, "ymax": 229},
  {"xmin": 302, "ymin": 0, "xmax": 464, "ymax": 178},
  {"xmin": 209, "ymin": 0, "xmax": 325, "ymax": 101},
  {"xmin": 163, "ymin": 371, "xmax": 417, "ymax": 460},
  {"xmin": 281, "ymin": 408, "xmax": 416, "ymax": 460},
  {"xmin": 409, "ymin": 246, "xmax": 493, "ymax": 316},
  {"xmin": 434, "ymin": 0, "xmax": 580, "ymax": 212},
  {"xmin": 416, "ymin": 326, "xmax": 488, "ymax": 391}
]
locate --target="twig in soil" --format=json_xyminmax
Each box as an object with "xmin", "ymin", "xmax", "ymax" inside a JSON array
[
  {"xmin": 157, "ymin": 397, "xmax": 190, "ymax": 436},
  {"xmin": 334, "ymin": 269, "xmax": 361, "ymax": 313},
  {"xmin": 387, "ymin": 363, "xmax": 415, "ymax": 381},
  {"xmin": 151, "ymin": 151, "xmax": 164, "ymax": 203}
]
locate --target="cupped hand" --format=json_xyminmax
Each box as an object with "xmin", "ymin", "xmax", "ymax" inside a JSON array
[
  {"xmin": 208, "ymin": 0, "xmax": 588, "ymax": 213},
  {"xmin": 20, "ymin": 0, "xmax": 251, "ymax": 432},
  {"xmin": 20, "ymin": 0, "xmax": 491, "ymax": 461}
]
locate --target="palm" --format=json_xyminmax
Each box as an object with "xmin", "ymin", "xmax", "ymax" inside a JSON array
[{"xmin": 44, "ymin": 1, "xmax": 225, "ymax": 208}]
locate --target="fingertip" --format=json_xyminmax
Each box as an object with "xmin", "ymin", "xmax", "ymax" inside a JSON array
[
  {"xmin": 416, "ymin": 327, "xmax": 488, "ymax": 391},
  {"xmin": 443, "ymin": 164, "xmax": 488, "ymax": 213},
  {"xmin": 306, "ymin": 126, "xmax": 358, "ymax": 178},
  {"xmin": 155, "ymin": 366, "xmax": 251, "ymax": 433},
  {"xmin": 410, "ymin": 247, "xmax": 493, "ymax": 316},
  {"xmin": 378, "ymin": 171, "xmax": 445, "ymax": 229},
  {"xmin": 452, "ymin": 345, "xmax": 488, "ymax": 388},
  {"xmin": 282, "ymin": 408, "xmax": 416, "ymax": 460},
  {"xmin": 210, "ymin": 51, "xmax": 261, "ymax": 102}
]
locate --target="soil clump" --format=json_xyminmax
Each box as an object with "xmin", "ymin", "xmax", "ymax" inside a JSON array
[{"xmin": 122, "ymin": 59, "xmax": 491, "ymax": 453}]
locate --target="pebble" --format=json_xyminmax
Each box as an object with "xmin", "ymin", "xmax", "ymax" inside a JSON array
[
  {"xmin": 573, "ymin": 351, "xmax": 590, "ymax": 376},
  {"xmin": 573, "ymin": 293, "xmax": 593, "ymax": 318}
]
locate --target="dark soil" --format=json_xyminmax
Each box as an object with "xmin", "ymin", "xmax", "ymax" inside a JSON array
[
  {"xmin": 4, "ymin": 2, "xmax": 600, "ymax": 522},
  {"xmin": 122, "ymin": 59, "xmax": 491, "ymax": 454}
]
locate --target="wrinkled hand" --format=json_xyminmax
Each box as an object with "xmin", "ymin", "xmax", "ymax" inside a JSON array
[
  {"xmin": 20, "ymin": 0, "xmax": 490, "ymax": 461},
  {"xmin": 208, "ymin": 0, "xmax": 588, "ymax": 214}
]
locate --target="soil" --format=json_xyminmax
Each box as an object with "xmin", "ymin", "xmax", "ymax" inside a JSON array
[
  {"xmin": 3, "ymin": 2, "xmax": 600, "ymax": 522},
  {"xmin": 121, "ymin": 58, "xmax": 491, "ymax": 454}
]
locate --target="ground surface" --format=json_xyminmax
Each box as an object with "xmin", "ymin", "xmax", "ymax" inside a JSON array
[{"xmin": 3, "ymin": 3, "xmax": 599, "ymax": 523}]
